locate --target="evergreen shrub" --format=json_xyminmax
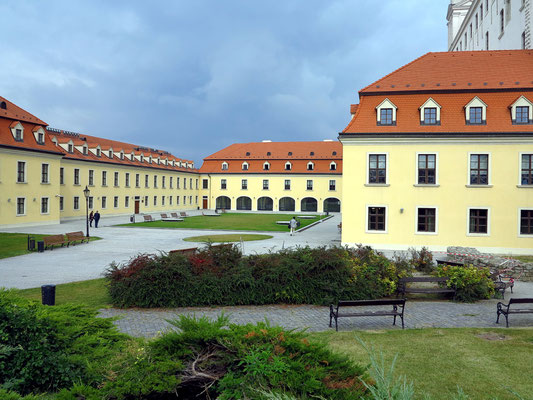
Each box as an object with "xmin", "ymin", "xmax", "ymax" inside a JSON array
[
  {"xmin": 436, "ymin": 265, "xmax": 495, "ymax": 302},
  {"xmin": 107, "ymin": 245, "xmax": 403, "ymax": 308}
]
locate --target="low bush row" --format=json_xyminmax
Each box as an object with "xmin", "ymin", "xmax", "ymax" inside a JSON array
[{"xmin": 106, "ymin": 245, "xmax": 410, "ymax": 308}]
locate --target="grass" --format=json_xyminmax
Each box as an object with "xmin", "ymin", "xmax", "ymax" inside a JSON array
[
  {"xmin": 117, "ymin": 212, "xmax": 326, "ymax": 231},
  {"xmin": 0, "ymin": 232, "xmax": 101, "ymax": 259},
  {"xmin": 15, "ymin": 278, "xmax": 111, "ymax": 308},
  {"xmin": 511, "ymin": 255, "xmax": 533, "ymax": 263},
  {"xmin": 311, "ymin": 328, "xmax": 533, "ymax": 400},
  {"xmin": 183, "ymin": 234, "xmax": 273, "ymax": 243}
]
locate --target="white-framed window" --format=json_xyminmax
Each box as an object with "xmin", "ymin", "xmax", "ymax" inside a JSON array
[
  {"xmin": 510, "ymin": 96, "xmax": 533, "ymax": 124},
  {"xmin": 221, "ymin": 179, "xmax": 227, "ymax": 189},
  {"xmin": 135, "ymin": 174, "xmax": 140, "ymax": 188},
  {"xmin": 306, "ymin": 180, "xmax": 313, "ymax": 190},
  {"xmin": 468, "ymin": 152, "xmax": 491, "ymax": 186},
  {"xmin": 285, "ymin": 162, "xmax": 292, "ymax": 171},
  {"xmin": 41, "ymin": 164, "xmax": 49, "ymax": 184},
  {"xmin": 520, "ymin": 153, "xmax": 533, "ymax": 185},
  {"xmin": 241, "ymin": 179, "xmax": 247, "ymax": 190},
  {"xmin": 177, "ymin": 196, "xmax": 180, "ymax": 205},
  {"xmin": 367, "ymin": 153, "xmax": 388, "ymax": 185},
  {"xmin": 145, "ymin": 174, "xmax": 149, "ymax": 188},
  {"xmin": 419, "ymin": 98, "xmax": 441, "ymax": 125},
  {"xmin": 366, "ymin": 205, "xmax": 388, "ymax": 233},
  {"xmin": 307, "ymin": 162, "xmax": 314, "ymax": 171},
  {"xmin": 169, "ymin": 196, "xmax": 173, "ymax": 206},
  {"xmin": 125, "ymin": 196, "xmax": 130, "ymax": 208},
  {"xmin": 114, "ymin": 172, "xmax": 119, "ymax": 187},
  {"xmin": 519, "ymin": 208, "xmax": 533, "ymax": 237},
  {"xmin": 68, "ymin": 143, "xmax": 74, "ymax": 153},
  {"xmin": 60, "ymin": 167, "xmax": 64, "ymax": 185},
  {"xmin": 154, "ymin": 175, "xmax": 158, "ymax": 188},
  {"xmin": 11, "ymin": 122, "xmax": 24, "ymax": 141},
  {"xmin": 125, "ymin": 173, "xmax": 130, "ymax": 187},
  {"xmin": 375, "ymin": 98, "xmax": 397, "ymax": 126},
  {"xmin": 177, "ymin": 177, "xmax": 180, "ymax": 188},
  {"xmin": 59, "ymin": 196, "xmax": 64, "ymax": 211},
  {"xmin": 263, "ymin": 179, "xmax": 269, "ymax": 190},
  {"xmin": 82, "ymin": 145, "xmax": 88, "ymax": 155},
  {"xmin": 222, "ymin": 162, "xmax": 228, "ymax": 170},
  {"xmin": 102, "ymin": 171, "xmax": 107, "ymax": 186},
  {"xmin": 162, "ymin": 196, "xmax": 165, "ymax": 206},
  {"xmin": 467, "ymin": 207, "xmax": 490, "ymax": 236},
  {"xmin": 153, "ymin": 196, "xmax": 157, "ymax": 206},
  {"xmin": 189, "ymin": 195, "xmax": 192, "ymax": 204},
  {"xmin": 284, "ymin": 179, "xmax": 291, "ymax": 190},
  {"xmin": 329, "ymin": 162, "xmax": 337, "ymax": 171},
  {"xmin": 162, "ymin": 176, "xmax": 166, "ymax": 188},
  {"xmin": 465, "ymin": 97, "xmax": 487, "ymax": 125},
  {"xmin": 101, "ymin": 196, "xmax": 107, "ymax": 209},
  {"xmin": 114, "ymin": 196, "xmax": 119, "ymax": 208},
  {"xmin": 195, "ymin": 196, "xmax": 198, "ymax": 204},
  {"xmin": 88, "ymin": 170, "xmax": 94, "ymax": 186},
  {"xmin": 96, "ymin": 148, "xmax": 101, "ymax": 157},
  {"xmin": 74, "ymin": 168, "xmax": 80, "ymax": 185},
  {"xmin": 263, "ymin": 162, "xmax": 270, "ymax": 171},
  {"xmin": 16, "ymin": 197, "xmax": 26, "ymax": 216},
  {"xmin": 416, "ymin": 153, "xmax": 438, "ymax": 185},
  {"xmin": 88, "ymin": 196, "xmax": 93, "ymax": 209},
  {"xmin": 74, "ymin": 196, "xmax": 80, "ymax": 210},
  {"xmin": 170, "ymin": 176, "xmax": 173, "ymax": 188},
  {"xmin": 17, "ymin": 161, "xmax": 26, "ymax": 183},
  {"xmin": 145, "ymin": 196, "xmax": 149, "ymax": 206},
  {"xmin": 416, "ymin": 206, "xmax": 438, "ymax": 234},
  {"xmin": 329, "ymin": 180, "xmax": 336, "ymax": 191}
]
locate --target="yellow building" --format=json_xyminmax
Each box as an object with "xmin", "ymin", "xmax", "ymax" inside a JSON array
[
  {"xmin": 339, "ymin": 50, "xmax": 533, "ymax": 254},
  {"xmin": 198, "ymin": 141, "xmax": 342, "ymax": 213},
  {"xmin": 0, "ymin": 96, "xmax": 199, "ymax": 228}
]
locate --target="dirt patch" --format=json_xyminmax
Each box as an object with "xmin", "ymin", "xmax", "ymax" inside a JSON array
[{"xmin": 476, "ymin": 332, "xmax": 511, "ymax": 341}]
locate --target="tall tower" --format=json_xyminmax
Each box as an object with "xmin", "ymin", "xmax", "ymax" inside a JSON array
[{"xmin": 446, "ymin": 0, "xmax": 473, "ymax": 48}]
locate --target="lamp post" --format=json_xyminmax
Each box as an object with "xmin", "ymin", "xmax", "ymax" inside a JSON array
[{"xmin": 83, "ymin": 185, "xmax": 90, "ymax": 238}]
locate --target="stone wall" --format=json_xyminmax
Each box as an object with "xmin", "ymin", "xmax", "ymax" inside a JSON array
[{"xmin": 446, "ymin": 246, "xmax": 533, "ymax": 282}]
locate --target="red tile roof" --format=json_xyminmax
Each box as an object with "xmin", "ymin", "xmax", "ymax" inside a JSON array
[
  {"xmin": 360, "ymin": 50, "xmax": 533, "ymax": 94},
  {"xmin": 200, "ymin": 141, "xmax": 342, "ymax": 174},
  {"xmin": 0, "ymin": 119, "xmax": 63, "ymax": 155},
  {"xmin": 0, "ymin": 96, "xmax": 47, "ymax": 125}
]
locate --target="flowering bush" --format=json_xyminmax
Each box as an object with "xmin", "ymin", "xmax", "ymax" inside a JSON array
[{"xmin": 436, "ymin": 265, "xmax": 495, "ymax": 302}]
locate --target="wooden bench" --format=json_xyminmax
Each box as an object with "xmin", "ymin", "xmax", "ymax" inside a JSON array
[
  {"xmin": 171, "ymin": 212, "xmax": 179, "ymax": 219},
  {"xmin": 496, "ymin": 298, "xmax": 533, "ymax": 327},
  {"xmin": 43, "ymin": 234, "xmax": 68, "ymax": 250},
  {"xmin": 169, "ymin": 247, "xmax": 198, "ymax": 256},
  {"xmin": 143, "ymin": 215, "xmax": 153, "ymax": 222},
  {"xmin": 180, "ymin": 212, "xmax": 189, "ymax": 217},
  {"xmin": 66, "ymin": 231, "xmax": 89, "ymax": 246},
  {"xmin": 397, "ymin": 277, "xmax": 456, "ymax": 299},
  {"xmin": 329, "ymin": 299, "xmax": 406, "ymax": 331},
  {"xmin": 160, "ymin": 213, "xmax": 183, "ymax": 222}
]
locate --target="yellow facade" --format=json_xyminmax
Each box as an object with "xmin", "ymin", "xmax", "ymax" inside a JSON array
[
  {"xmin": 0, "ymin": 148, "xmax": 62, "ymax": 227},
  {"xmin": 341, "ymin": 137, "xmax": 533, "ymax": 254},
  {"xmin": 199, "ymin": 174, "xmax": 341, "ymax": 212}
]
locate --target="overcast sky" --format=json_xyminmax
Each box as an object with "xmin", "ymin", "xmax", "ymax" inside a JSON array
[{"xmin": 0, "ymin": 1, "xmax": 448, "ymax": 164}]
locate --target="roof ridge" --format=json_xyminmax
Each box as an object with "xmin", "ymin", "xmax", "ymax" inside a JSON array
[{"xmin": 359, "ymin": 52, "xmax": 433, "ymax": 94}]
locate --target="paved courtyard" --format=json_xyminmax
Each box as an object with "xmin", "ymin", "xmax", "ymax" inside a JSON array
[
  {"xmin": 0, "ymin": 212, "xmax": 341, "ymax": 289},
  {"xmin": 99, "ymin": 281, "xmax": 533, "ymax": 338}
]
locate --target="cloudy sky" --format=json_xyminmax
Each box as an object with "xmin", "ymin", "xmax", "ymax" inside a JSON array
[{"xmin": 0, "ymin": 1, "xmax": 448, "ymax": 164}]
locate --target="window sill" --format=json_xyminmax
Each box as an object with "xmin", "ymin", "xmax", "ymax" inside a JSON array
[
  {"xmin": 16, "ymin": 214, "xmax": 27, "ymax": 217},
  {"xmin": 467, "ymin": 233, "xmax": 490, "ymax": 237},
  {"xmin": 415, "ymin": 231, "xmax": 438, "ymax": 235},
  {"xmin": 114, "ymin": 186, "xmax": 120, "ymax": 188},
  {"xmin": 365, "ymin": 183, "xmax": 390, "ymax": 187},
  {"xmin": 329, "ymin": 189, "xmax": 336, "ymax": 191},
  {"xmin": 466, "ymin": 184, "xmax": 493, "ymax": 188},
  {"xmin": 517, "ymin": 185, "xmax": 533, "ymax": 188},
  {"xmin": 413, "ymin": 184, "xmax": 440, "ymax": 187},
  {"xmin": 73, "ymin": 184, "xmax": 81, "ymax": 186},
  {"xmin": 16, "ymin": 181, "xmax": 27, "ymax": 184},
  {"xmin": 365, "ymin": 230, "xmax": 388, "ymax": 234},
  {"xmin": 41, "ymin": 182, "xmax": 50, "ymax": 185}
]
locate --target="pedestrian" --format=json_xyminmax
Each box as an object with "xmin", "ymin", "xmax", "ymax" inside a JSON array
[
  {"xmin": 89, "ymin": 211, "xmax": 94, "ymax": 227},
  {"xmin": 289, "ymin": 216, "xmax": 298, "ymax": 236},
  {"xmin": 94, "ymin": 210, "xmax": 101, "ymax": 228}
]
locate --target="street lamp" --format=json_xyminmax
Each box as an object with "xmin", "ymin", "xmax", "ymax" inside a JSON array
[{"xmin": 83, "ymin": 185, "xmax": 90, "ymax": 238}]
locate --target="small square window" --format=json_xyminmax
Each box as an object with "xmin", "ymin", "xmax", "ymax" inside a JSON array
[
  {"xmin": 417, "ymin": 208, "xmax": 436, "ymax": 233},
  {"xmin": 469, "ymin": 209, "xmax": 488, "ymax": 234},
  {"xmin": 423, "ymin": 108, "xmax": 437, "ymax": 124},
  {"xmin": 368, "ymin": 207, "xmax": 386, "ymax": 231},
  {"xmin": 520, "ymin": 210, "xmax": 533, "ymax": 235}
]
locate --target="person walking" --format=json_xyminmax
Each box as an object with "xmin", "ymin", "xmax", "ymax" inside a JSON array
[
  {"xmin": 289, "ymin": 216, "xmax": 298, "ymax": 236},
  {"xmin": 94, "ymin": 210, "xmax": 101, "ymax": 228},
  {"xmin": 89, "ymin": 211, "xmax": 94, "ymax": 227}
]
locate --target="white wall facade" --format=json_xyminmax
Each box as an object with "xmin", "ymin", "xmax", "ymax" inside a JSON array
[{"xmin": 447, "ymin": 0, "xmax": 532, "ymax": 50}]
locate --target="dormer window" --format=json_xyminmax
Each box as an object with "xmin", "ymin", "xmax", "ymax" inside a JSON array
[
  {"xmin": 419, "ymin": 98, "xmax": 441, "ymax": 125},
  {"xmin": 332, "ymin": 151, "xmax": 337, "ymax": 156},
  {"xmin": 288, "ymin": 152, "xmax": 293, "ymax": 156},
  {"xmin": 465, "ymin": 97, "xmax": 487, "ymax": 125},
  {"xmin": 96, "ymin": 148, "xmax": 101, "ymax": 157},
  {"xmin": 310, "ymin": 152, "xmax": 314, "ymax": 156},
  {"xmin": 83, "ymin": 146, "xmax": 88, "ymax": 155},
  {"xmin": 37, "ymin": 132, "xmax": 45, "ymax": 144},
  {"xmin": 109, "ymin": 150, "xmax": 113, "ymax": 159},
  {"xmin": 222, "ymin": 162, "xmax": 228, "ymax": 170},
  {"xmin": 376, "ymin": 98, "xmax": 397, "ymax": 126},
  {"xmin": 16, "ymin": 129, "xmax": 22, "ymax": 140},
  {"xmin": 330, "ymin": 162, "xmax": 337, "ymax": 171},
  {"xmin": 68, "ymin": 144, "xmax": 74, "ymax": 153},
  {"xmin": 267, "ymin": 152, "xmax": 271, "ymax": 156},
  {"xmin": 0, "ymin": 101, "xmax": 6, "ymax": 109},
  {"xmin": 242, "ymin": 162, "xmax": 249, "ymax": 170},
  {"xmin": 307, "ymin": 162, "xmax": 314, "ymax": 171},
  {"xmin": 246, "ymin": 152, "xmax": 250, "ymax": 156},
  {"xmin": 140, "ymin": 155, "xmax": 144, "ymax": 163},
  {"xmin": 510, "ymin": 96, "xmax": 533, "ymax": 125},
  {"xmin": 285, "ymin": 162, "xmax": 292, "ymax": 171},
  {"xmin": 263, "ymin": 162, "xmax": 270, "ymax": 171},
  {"xmin": 120, "ymin": 152, "xmax": 124, "ymax": 160}
]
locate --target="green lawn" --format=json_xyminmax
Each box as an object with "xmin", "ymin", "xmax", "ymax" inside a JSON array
[
  {"xmin": 15, "ymin": 278, "xmax": 111, "ymax": 308},
  {"xmin": 311, "ymin": 329, "xmax": 533, "ymax": 400},
  {"xmin": 183, "ymin": 234, "xmax": 273, "ymax": 243},
  {"xmin": 0, "ymin": 232, "xmax": 101, "ymax": 259},
  {"xmin": 118, "ymin": 213, "xmax": 326, "ymax": 231}
]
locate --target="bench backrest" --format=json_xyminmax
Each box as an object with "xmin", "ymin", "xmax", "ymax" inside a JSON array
[
  {"xmin": 44, "ymin": 234, "xmax": 65, "ymax": 243},
  {"xmin": 509, "ymin": 298, "xmax": 533, "ymax": 304},
  {"xmin": 171, "ymin": 213, "xmax": 179, "ymax": 218},
  {"xmin": 161, "ymin": 214, "xmax": 168, "ymax": 218},
  {"xmin": 66, "ymin": 231, "xmax": 84, "ymax": 239},
  {"xmin": 399, "ymin": 277, "xmax": 448, "ymax": 283},
  {"xmin": 180, "ymin": 212, "xmax": 187, "ymax": 217},
  {"xmin": 169, "ymin": 247, "xmax": 198, "ymax": 256},
  {"xmin": 338, "ymin": 299, "xmax": 405, "ymax": 307},
  {"xmin": 143, "ymin": 215, "xmax": 153, "ymax": 222}
]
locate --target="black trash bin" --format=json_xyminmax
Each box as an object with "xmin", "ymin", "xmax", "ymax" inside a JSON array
[
  {"xmin": 27, "ymin": 235, "xmax": 35, "ymax": 251},
  {"xmin": 41, "ymin": 285, "xmax": 56, "ymax": 306},
  {"xmin": 37, "ymin": 241, "xmax": 45, "ymax": 253}
]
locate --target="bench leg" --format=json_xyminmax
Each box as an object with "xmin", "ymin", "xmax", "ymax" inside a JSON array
[
  {"xmin": 335, "ymin": 318, "xmax": 338, "ymax": 332},
  {"xmin": 505, "ymin": 314, "xmax": 509, "ymax": 328},
  {"xmin": 393, "ymin": 315, "xmax": 397, "ymax": 326},
  {"xmin": 496, "ymin": 311, "xmax": 501, "ymax": 324}
]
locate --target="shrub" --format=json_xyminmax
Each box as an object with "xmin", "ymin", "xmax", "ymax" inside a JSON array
[
  {"xmin": 0, "ymin": 290, "xmax": 126, "ymax": 395},
  {"xmin": 106, "ymin": 245, "xmax": 403, "ymax": 308},
  {"xmin": 436, "ymin": 265, "xmax": 495, "ymax": 302},
  {"xmin": 408, "ymin": 247, "xmax": 434, "ymax": 273}
]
